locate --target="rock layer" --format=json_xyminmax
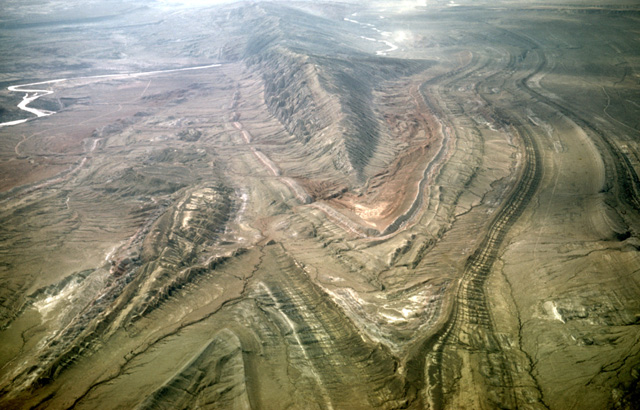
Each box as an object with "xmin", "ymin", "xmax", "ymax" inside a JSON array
[{"xmin": 0, "ymin": 1, "xmax": 639, "ymax": 409}]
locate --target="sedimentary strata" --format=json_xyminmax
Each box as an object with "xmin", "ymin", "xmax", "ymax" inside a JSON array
[{"xmin": 0, "ymin": 1, "xmax": 638, "ymax": 409}]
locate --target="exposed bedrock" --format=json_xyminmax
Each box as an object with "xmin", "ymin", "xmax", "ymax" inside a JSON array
[
  {"xmin": 241, "ymin": 3, "xmax": 431, "ymax": 185},
  {"xmin": 0, "ymin": 1, "xmax": 639, "ymax": 409},
  {"xmin": 135, "ymin": 329, "xmax": 251, "ymax": 410}
]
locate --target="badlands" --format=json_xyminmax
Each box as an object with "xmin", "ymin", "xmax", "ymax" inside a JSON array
[{"xmin": 0, "ymin": 0, "xmax": 639, "ymax": 408}]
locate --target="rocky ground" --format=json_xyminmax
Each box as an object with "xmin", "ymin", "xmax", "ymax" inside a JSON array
[{"xmin": 0, "ymin": 0, "xmax": 639, "ymax": 409}]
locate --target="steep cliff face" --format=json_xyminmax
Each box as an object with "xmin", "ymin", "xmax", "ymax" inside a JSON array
[{"xmin": 241, "ymin": 4, "xmax": 430, "ymax": 186}]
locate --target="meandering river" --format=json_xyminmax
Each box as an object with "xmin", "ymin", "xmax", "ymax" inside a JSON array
[{"xmin": 0, "ymin": 64, "xmax": 221, "ymax": 128}]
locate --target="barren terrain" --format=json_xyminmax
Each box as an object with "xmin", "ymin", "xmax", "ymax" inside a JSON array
[{"xmin": 0, "ymin": 0, "xmax": 639, "ymax": 409}]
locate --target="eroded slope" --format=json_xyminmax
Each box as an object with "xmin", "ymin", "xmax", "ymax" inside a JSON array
[{"xmin": 0, "ymin": 1, "xmax": 639, "ymax": 409}]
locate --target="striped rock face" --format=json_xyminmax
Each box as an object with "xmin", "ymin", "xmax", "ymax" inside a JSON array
[{"xmin": 0, "ymin": 1, "xmax": 639, "ymax": 409}]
